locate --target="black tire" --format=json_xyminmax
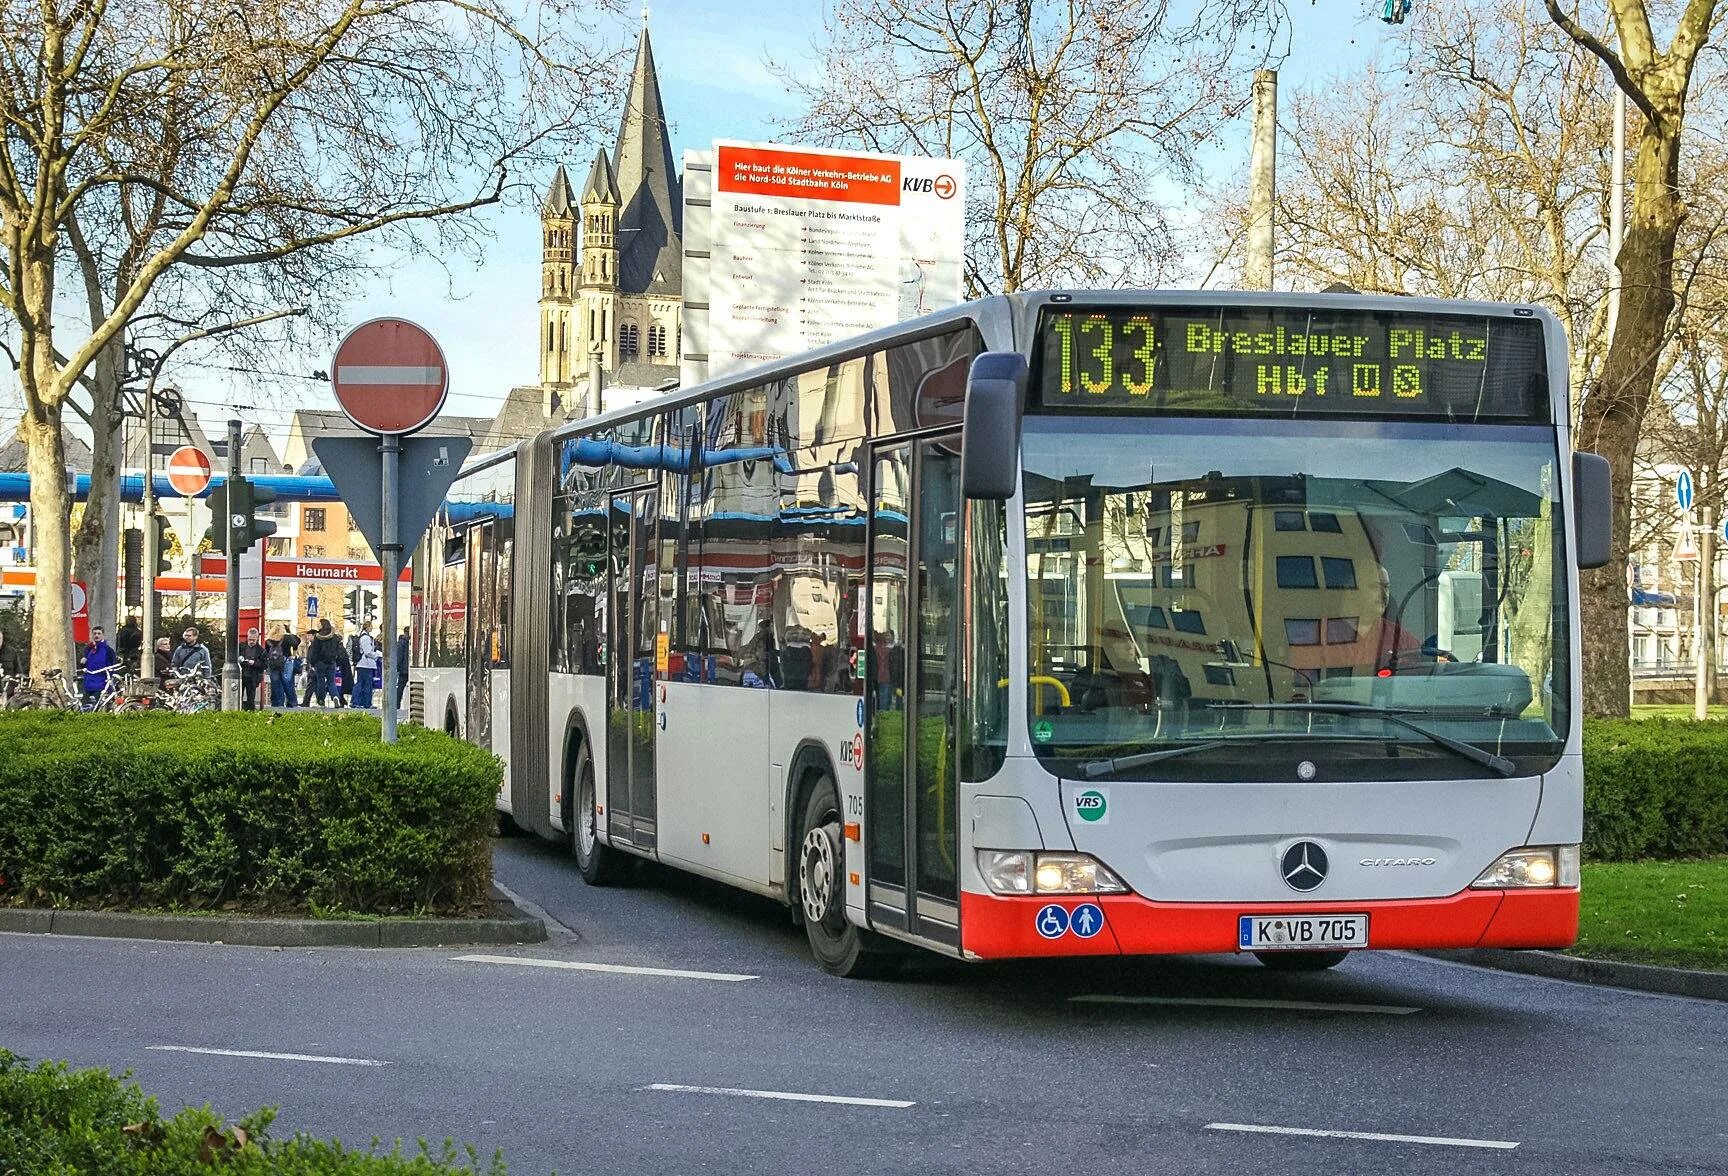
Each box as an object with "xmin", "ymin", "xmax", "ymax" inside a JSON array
[
  {"xmin": 797, "ymin": 774, "xmax": 899, "ymax": 979},
  {"xmin": 1254, "ymin": 950, "xmax": 1350, "ymax": 971},
  {"xmin": 571, "ymin": 743, "xmax": 628, "ymax": 885},
  {"xmin": 495, "ymin": 810, "xmax": 521, "ymax": 837}
]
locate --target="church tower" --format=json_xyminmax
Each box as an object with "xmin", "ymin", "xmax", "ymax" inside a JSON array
[
  {"xmin": 539, "ymin": 166, "xmax": 576, "ymax": 397},
  {"xmin": 578, "ymin": 147, "xmax": 621, "ymax": 385}
]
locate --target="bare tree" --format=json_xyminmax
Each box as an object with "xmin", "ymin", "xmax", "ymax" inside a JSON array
[
  {"xmin": 1545, "ymin": 0, "xmax": 1725, "ymax": 715},
  {"xmin": 1, "ymin": 0, "xmax": 616, "ymax": 674},
  {"xmin": 777, "ymin": 0, "xmax": 1284, "ymax": 297}
]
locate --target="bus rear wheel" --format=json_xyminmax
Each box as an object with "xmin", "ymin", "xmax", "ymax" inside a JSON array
[
  {"xmin": 572, "ymin": 743, "xmax": 626, "ymax": 885},
  {"xmin": 1254, "ymin": 950, "xmax": 1349, "ymax": 971},
  {"xmin": 797, "ymin": 774, "xmax": 898, "ymax": 979}
]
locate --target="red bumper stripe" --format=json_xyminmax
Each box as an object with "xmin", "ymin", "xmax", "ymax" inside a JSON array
[{"xmin": 960, "ymin": 888, "xmax": 1579, "ymax": 960}]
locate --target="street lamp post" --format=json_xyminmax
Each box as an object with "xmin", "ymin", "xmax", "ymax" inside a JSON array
[{"xmin": 138, "ymin": 307, "xmax": 308, "ymax": 678}]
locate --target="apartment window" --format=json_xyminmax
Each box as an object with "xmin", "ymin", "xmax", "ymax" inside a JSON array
[
  {"xmin": 1321, "ymin": 557, "xmax": 1356, "ymax": 589},
  {"xmin": 1325, "ymin": 616, "xmax": 1359, "ymax": 644},
  {"xmin": 1285, "ymin": 618, "xmax": 1321, "ymax": 646},
  {"xmin": 1276, "ymin": 555, "xmax": 1318, "ymax": 588},
  {"xmin": 1310, "ymin": 513, "xmax": 1343, "ymax": 533},
  {"xmin": 249, "ymin": 457, "xmax": 268, "ymax": 474},
  {"xmin": 305, "ymin": 508, "xmax": 326, "ymax": 532},
  {"xmin": 1274, "ymin": 511, "xmax": 1305, "ymax": 531},
  {"xmin": 1171, "ymin": 609, "xmax": 1206, "ymax": 635}
]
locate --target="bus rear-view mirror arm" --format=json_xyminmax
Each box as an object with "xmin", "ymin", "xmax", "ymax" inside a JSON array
[
  {"xmin": 1572, "ymin": 452, "xmax": 1611, "ymax": 569},
  {"xmin": 961, "ymin": 352, "xmax": 1027, "ymax": 500}
]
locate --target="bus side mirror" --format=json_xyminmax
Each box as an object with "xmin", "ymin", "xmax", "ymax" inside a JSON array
[
  {"xmin": 1573, "ymin": 451, "xmax": 1611, "ymax": 569},
  {"xmin": 961, "ymin": 352, "xmax": 1026, "ymax": 500}
]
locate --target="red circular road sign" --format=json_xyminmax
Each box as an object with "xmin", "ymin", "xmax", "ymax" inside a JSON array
[
  {"xmin": 330, "ymin": 317, "xmax": 449, "ymax": 435},
  {"xmin": 165, "ymin": 446, "xmax": 212, "ymax": 496}
]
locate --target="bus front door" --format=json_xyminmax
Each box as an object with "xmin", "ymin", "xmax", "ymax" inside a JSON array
[
  {"xmin": 866, "ymin": 435, "xmax": 962, "ymax": 948},
  {"xmin": 605, "ymin": 485, "xmax": 660, "ymax": 852}
]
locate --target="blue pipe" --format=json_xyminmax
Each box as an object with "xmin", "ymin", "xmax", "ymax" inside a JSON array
[{"xmin": 0, "ymin": 471, "xmax": 342, "ymax": 504}]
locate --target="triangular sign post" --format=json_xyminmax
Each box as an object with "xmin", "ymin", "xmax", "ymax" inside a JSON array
[{"xmin": 312, "ymin": 435, "xmax": 471, "ymax": 565}]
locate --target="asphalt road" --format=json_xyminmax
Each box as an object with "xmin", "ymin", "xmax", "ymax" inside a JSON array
[{"xmin": 3, "ymin": 835, "xmax": 1725, "ymax": 1174}]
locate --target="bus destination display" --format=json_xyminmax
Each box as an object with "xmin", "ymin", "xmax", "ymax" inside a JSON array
[{"xmin": 1036, "ymin": 306, "xmax": 1548, "ymax": 420}]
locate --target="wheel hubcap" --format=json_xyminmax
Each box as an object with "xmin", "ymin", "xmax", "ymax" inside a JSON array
[
  {"xmin": 578, "ymin": 770, "xmax": 597, "ymax": 860},
  {"xmin": 800, "ymin": 819, "xmax": 842, "ymax": 925}
]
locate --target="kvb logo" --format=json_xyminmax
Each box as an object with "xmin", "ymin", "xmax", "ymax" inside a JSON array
[
  {"xmin": 902, "ymin": 174, "xmax": 958, "ymax": 199},
  {"xmin": 839, "ymin": 731, "xmax": 865, "ymax": 771}
]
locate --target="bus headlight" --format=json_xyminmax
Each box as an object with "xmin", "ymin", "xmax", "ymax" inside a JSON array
[
  {"xmin": 1471, "ymin": 845, "xmax": 1580, "ymax": 889},
  {"xmin": 977, "ymin": 850, "xmax": 1130, "ymax": 896}
]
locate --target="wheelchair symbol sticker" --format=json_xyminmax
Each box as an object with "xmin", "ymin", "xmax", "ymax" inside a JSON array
[
  {"xmin": 1035, "ymin": 904, "xmax": 1070, "ymax": 939},
  {"xmin": 1069, "ymin": 902, "xmax": 1104, "ymax": 939}
]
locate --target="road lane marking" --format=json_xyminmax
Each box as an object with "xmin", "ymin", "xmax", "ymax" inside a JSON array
[
  {"xmin": 641, "ymin": 1083, "xmax": 914, "ymax": 1108},
  {"xmin": 1072, "ymin": 994, "xmax": 1421, "ymax": 1015},
  {"xmin": 454, "ymin": 954, "xmax": 757, "ymax": 982},
  {"xmin": 1206, "ymin": 1123, "xmax": 1519, "ymax": 1150},
  {"xmin": 148, "ymin": 1046, "xmax": 388, "ymax": 1067}
]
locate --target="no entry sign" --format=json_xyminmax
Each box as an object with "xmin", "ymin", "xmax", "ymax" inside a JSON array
[
  {"xmin": 331, "ymin": 317, "xmax": 449, "ymax": 435},
  {"xmin": 165, "ymin": 446, "xmax": 212, "ymax": 496}
]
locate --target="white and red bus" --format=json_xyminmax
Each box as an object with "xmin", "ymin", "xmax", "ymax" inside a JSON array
[{"xmin": 411, "ymin": 290, "xmax": 1609, "ymax": 976}]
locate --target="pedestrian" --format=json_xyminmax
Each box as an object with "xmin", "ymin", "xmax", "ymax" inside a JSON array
[
  {"xmin": 334, "ymin": 626, "xmax": 354, "ymax": 708},
  {"xmin": 269, "ymin": 626, "xmax": 300, "ymax": 709},
  {"xmin": 237, "ymin": 627, "xmax": 267, "ymax": 711},
  {"xmin": 115, "ymin": 613, "xmax": 143, "ymax": 671},
  {"xmin": 79, "ymin": 625, "xmax": 118, "ymax": 704},
  {"xmin": 170, "ymin": 626, "xmax": 212, "ymax": 678},
  {"xmin": 307, "ymin": 620, "xmax": 338, "ymax": 707},
  {"xmin": 300, "ymin": 627, "xmax": 320, "ymax": 707},
  {"xmin": 394, "ymin": 626, "xmax": 410, "ymax": 711},
  {"xmin": 353, "ymin": 624, "xmax": 379, "ymax": 710},
  {"xmin": 152, "ymin": 636, "xmax": 172, "ymax": 680}
]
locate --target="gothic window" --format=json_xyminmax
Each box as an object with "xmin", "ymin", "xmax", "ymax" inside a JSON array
[
  {"xmin": 620, "ymin": 323, "xmax": 640, "ymax": 360},
  {"xmin": 648, "ymin": 324, "xmax": 667, "ymax": 358}
]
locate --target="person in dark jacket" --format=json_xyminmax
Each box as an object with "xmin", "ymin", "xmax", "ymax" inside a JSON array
[
  {"xmin": 237, "ymin": 627, "xmax": 267, "ymax": 710},
  {"xmin": 152, "ymin": 636, "xmax": 172, "ymax": 680},
  {"xmin": 115, "ymin": 614, "xmax": 143, "ymax": 671},
  {"xmin": 170, "ymin": 626, "xmax": 213, "ymax": 678},
  {"xmin": 0, "ymin": 629, "xmax": 24, "ymax": 702},
  {"xmin": 307, "ymin": 621, "xmax": 340, "ymax": 707},
  {"xmin": 394, "ymin": 626, "xmax": 410, "ymax": 710},
  {"xmin": 80, "ymin": 626, "xmax": 118, "ymax": 703},
  {"xmin": 333, "ymin": 628, "xmax": 354, "ymax": 708}
]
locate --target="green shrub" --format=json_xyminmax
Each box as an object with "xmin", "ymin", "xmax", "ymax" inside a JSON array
[
  {"xmin": 0, "ymin": 712, "xmax": 500, "ymax": 915},
  {"xmin": 1583, "ymin": 718, "xmax": 1728, "ymax": 861},
  {"xmin": 0, "ymin": 1050, "xmax": 507, "ymax": 1174}
]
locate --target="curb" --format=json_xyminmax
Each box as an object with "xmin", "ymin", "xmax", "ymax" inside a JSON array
[
  {"xmin": 1426, "ymin": 948, "xmax": 1728, "ymax": 1002},
  {"xmin": 0, "ymin": 898, "xmax": 546, "ymax": 949}
]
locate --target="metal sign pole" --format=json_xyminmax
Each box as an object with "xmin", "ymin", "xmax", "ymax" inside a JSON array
[
  {"xmin": 380, "ymin": 433, "xmax": 401, "ymax": 743},
  {"xmin": 222, "ymin": 419, "xmax": 242, "ymax": 710}
]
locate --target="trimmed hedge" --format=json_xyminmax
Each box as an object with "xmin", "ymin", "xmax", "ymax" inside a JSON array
[
  {"xmin": 0, "ymin": 1050, "xmax": 506, "ymax": 1174},
  {"xmin": 0, "ymin": 712, "xmax": 500, "ymax": 915},
  {"xmin": 1584, "ymin": 719, "xmax": 1728, "ymax": 862}
]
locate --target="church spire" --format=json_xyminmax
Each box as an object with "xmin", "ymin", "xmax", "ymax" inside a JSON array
[{"xmin": 611, "ymin": 23, "xmax": 682, "ymax": 298}]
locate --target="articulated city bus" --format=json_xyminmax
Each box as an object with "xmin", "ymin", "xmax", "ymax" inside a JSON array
[{"xmin": 410, "ymin": 290, "xmax": 1610, "ymax": 977}]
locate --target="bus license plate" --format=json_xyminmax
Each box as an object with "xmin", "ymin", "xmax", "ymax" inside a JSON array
[{"xmin": 1238, "ymin": 914, "xmax": 1368, "ymax": 952}]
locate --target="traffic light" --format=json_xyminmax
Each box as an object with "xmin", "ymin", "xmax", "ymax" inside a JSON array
[
  {"xmin": 202, "ymin": 482, "xmax": 230, "ymax": 554},
  {"xmin": 202, "ymin": 476, "xmax": 278, "ymax": 554},
  {"xmin": 123, "ymin": 527, "xmax": 143, "ymax": 607},
  {"xmin": 154, "ymin": 514, "xmax": 174, "ymax": 573}
]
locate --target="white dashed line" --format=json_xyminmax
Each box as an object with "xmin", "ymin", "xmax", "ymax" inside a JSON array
[
  {"xmin": 641, "ymin": 1083, "xmax": 914, "ymax": 1108},
  {"xmin": 454, "ymin": 954, "xmax": 757, "ymax": 982},
  {"xmin": 1072, "ymin": 994, "xmax": 1421, "ymax": 1015},
  {"xmin": 148, "ymin": 1046, "xmax": 388, "ymax": 1067},
  {"xmin": 1206, "ymin": 1122, "xmax": 1519, "ymax": 1150}
]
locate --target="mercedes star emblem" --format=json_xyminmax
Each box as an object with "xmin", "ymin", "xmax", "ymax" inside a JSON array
[{"xmin": 1281, "ymin": 840, "xmax": 1328, "ymax": 892}]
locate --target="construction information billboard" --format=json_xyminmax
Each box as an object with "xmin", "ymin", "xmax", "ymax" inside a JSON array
[{"xmin": 705, "ymin": 140, "xmax": 964, "ymax": 376}]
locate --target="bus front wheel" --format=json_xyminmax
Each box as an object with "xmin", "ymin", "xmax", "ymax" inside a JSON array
[
  {"xmin": 1254, "ymin": 950, "xmax": 1349, "ymax": 971},
  {"xmin": 571, "ymin": 743, "xmax": 627, "ymax": 885},
  {"xmin": 797, "ymin": 775, "xmax": 898, "ymax": 979}
]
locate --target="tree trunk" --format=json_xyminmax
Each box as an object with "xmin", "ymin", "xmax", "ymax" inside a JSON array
[
  {"xmin": 1575, "ymin": 119, "xmax": 1683, "ymax": 718},
  {"xmin": 72, "ymin": 338, "xmax": 123, "ymax": 634},
  {"xmin": 22, "ymin": 405, "xmax": 75, "ymax": 678}
]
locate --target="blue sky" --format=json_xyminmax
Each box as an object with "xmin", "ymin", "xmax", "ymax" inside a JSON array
[{"xmin": 7, "ymin": 1, "xmax": 1416, "ymax": 447}]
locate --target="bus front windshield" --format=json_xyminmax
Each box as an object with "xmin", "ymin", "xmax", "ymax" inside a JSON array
[{"xmin": 1021, "ymin": 415, "xmax": 1570, "ymax": 781}]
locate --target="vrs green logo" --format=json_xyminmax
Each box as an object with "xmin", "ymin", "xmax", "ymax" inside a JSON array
[{"xmin": 1075, "ymin": 789, "xmax": 1107, "ymax": 823}]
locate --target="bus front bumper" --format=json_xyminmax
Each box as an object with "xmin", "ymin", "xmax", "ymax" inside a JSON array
[{"xmin": 957, "ymin": 887, "xmax": 1579, "ymax": 960}]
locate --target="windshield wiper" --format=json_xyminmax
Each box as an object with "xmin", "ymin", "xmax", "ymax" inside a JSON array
[
  {"xmin": 1080, "ymin": 740, "xmax": 1237, "ymax": 779},
  {"xmin": 1212, "ymin": 702, "xmax": 1517, "ymax": 778}
]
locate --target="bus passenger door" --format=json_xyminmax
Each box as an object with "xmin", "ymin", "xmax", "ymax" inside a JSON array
[
  {"xmin": 464, "ymin": 520, "xmax": 496, "ymax": 751},
  {"xmin": 866, "ymin": 434, "xmax": 962, "ymax": 948},
  {"xmin": 605, "ymin": 485, "xmax": 660, "ymax": 852}
]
